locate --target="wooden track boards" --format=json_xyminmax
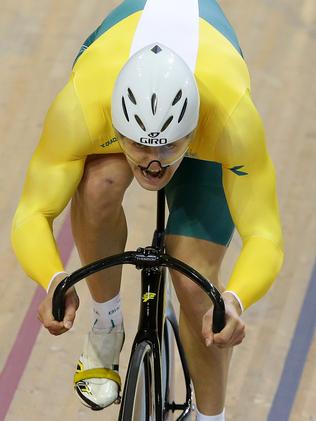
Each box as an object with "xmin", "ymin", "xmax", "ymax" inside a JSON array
[{"xmin": 0, "ymin": 1, "xmax": 315, "ymax": 420}]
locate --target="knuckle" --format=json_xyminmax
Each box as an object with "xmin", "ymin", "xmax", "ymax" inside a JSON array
[
  {"xmin": 65, "ymin": 306, "xmax": 75, "ymax": 315},
  {"xmin": 215, "ymin": 336, "xmax": 226, "ymax": 345},
  {"xmin": 240, "ymin": 326, "xmax": 246, "ymax": 336},
  {"xmin": 49, "ymin": 327, "xmax": 63, "ymax": 336}
]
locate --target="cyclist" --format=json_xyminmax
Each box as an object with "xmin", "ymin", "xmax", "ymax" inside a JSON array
[{"xmin": 11, "ymin": 0, "xmax": 284, "ymax": 420}]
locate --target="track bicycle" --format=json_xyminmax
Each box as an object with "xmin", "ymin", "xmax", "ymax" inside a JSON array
[{"xmin": 52, "ymin": 188, "xmax": 226, "ymax": 420}]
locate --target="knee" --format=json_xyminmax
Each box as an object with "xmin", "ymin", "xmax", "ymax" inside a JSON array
[
  {"xmin": 74, "ymin": 155, "xmax": 133, "ymax": 216},
  {"xmin": 171, "ymin": 271, "xmax": 209, "ymax": 318},
  {"xmin": 170, "ymin": 268, "xmax": 225, "ymax": 333}
]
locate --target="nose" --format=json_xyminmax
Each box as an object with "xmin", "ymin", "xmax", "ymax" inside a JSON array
[{"xmin": 142, "ymin": 147, "xmax": 160, "ymax": 163}]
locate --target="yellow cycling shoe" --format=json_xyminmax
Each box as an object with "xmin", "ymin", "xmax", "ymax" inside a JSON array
[{"xmin": 74, "ymin": 324, "xmax": 125, "ymax": 411}]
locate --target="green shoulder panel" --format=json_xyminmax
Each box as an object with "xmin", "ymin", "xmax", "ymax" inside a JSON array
[
  {"xmin": 74, "ymin": 0, "xmax": 146, "ymax": 64},
  {"xmin": 74, "ymin": 0, "xmax": 242, "ymax": 65},
  {"xmin": 199, "ymin": 0, "xmax": 242, "ymax": 55}
]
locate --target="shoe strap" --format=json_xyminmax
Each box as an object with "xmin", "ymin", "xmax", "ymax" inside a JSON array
[{"xmin": 74, "ymin": 368, "xmax": 121, "ymax": 390}]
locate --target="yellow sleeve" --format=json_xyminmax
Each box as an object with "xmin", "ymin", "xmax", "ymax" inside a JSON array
[
  {"xmin": 215, "ymin": 91, "xmax": 284, "ymax": 309},
  {"xmin": 11, "ymin": 77, "xmax": 91, "ymax": 289}
]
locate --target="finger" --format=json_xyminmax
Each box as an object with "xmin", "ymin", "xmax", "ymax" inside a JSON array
[
  {"xmin": 214, "ymin": 319, "xmax": 245, "ymax": 347},
  {"xmin": 213, "ymin": 318, "xmax": 236, "ymax": 346},
  {"xmin": 229, "ymin": 325, "xmax": 246, "ymax": 346},
  {"xmin": 48, "ymin": 326, "xmax": 68, "ymax": 336},
  {"xmin": 216, "ymin": 334, "xmax": 243, "ymax": 348},
  {"xmin": 43, "ymin": 319, "xmax": 63, "ymax": 330},
  {"xmin": 63, "ymin": 290, "xmax": 79, "ymax": 330},
  {"xmin": 44, "ymin": 320, "xmax": 67, "ymax": 336},
  {"xmin": 38, "ymin": 299, "xmax": 56, "ymax": 327},
  {"xmin": 228, "ymin": 318, "xmax": 246, "ymax": 344},
  {"xmin": 202, "ymin": 311, "xmax": 214, "ymax": 346}
]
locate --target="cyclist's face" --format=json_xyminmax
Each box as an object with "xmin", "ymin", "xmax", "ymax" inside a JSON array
[
  {"xmin": 126, "ymin": 156, "xmax": 183, "ymax": 191},
  {"xmin": 117, "ymin": 132, "xmax": 193, "ymax": 190}
]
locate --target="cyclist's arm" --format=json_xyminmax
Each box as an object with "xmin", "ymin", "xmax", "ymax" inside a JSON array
[
  {"xmin": 215, "ymin": 91, "xmax": 284, "ymax": 310},
  {"xmin": 11, "ymin": 79, "xmax": 91, "ymax": 290}
]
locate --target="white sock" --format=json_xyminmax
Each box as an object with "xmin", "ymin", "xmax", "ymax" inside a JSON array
[
  {"xmin": 196, "ymin": 408, "xmax": 225, "ymax": 421},
  {"xmin": 92, "ymin": 294, "xmax": 123, "ymax": 331}
]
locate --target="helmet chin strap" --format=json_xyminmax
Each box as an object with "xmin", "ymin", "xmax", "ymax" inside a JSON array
[{"xmin": 138, "ymin": 160, "xmax": 169, "ymax": 171}]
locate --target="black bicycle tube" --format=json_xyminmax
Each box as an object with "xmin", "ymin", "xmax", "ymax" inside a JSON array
[
  {"xmin": 152, "ymin": 189, "xmax": 166, "ymax": 252},
  {"xmin": 156, "ymin": 188, "xmax": 165, "ymax": 234},
  {"xmin": 119, "ymin": 266, "xmax": 165, "ymax": 420},
  {"xmin": 162, "ymin": 319, "xmax": 172, "ymax": 420},
  {"xmin": 163, "ymin": 320, "xmax": 170, "ymax": 403},
  {"xmin": 137, "ymin": 267, "xmax": 163, "ymax": 335},
  {"xmin": 152, "ymin": 339, "xmax": 164, "ymax": 419},
  {"xmin": 138, "ymin": 266, "xmax": 164, "ymax": 419}
]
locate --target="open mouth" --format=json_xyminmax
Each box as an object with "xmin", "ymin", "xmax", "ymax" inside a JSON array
[
  {"xmin": 138, "ymin": 160, "xmax": 168, "ymax": 181},
  {"xmin": 140, "ymin": 167, "xmax": 167, "ymax": 179}
]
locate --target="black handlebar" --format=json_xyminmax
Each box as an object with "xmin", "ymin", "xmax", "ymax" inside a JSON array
[{"xmin": 52, "ymin": 248, "xmax": 225, "ymax": 333}]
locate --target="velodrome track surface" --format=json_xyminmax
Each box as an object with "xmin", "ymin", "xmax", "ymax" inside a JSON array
[{"xmin": 0, "ymin": 1, "xmax": 315, "ymax": 420}]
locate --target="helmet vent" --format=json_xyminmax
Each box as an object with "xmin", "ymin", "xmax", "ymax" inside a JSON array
[
  {"xmin": 127, "ymin": 88, "xmax": 137, "ymax": 105},
  {"xmin": 134, "ymin": 115, "xmax": 146, "ymax": 131},
  {"xmin": 172, "ymin": 90, "xmax": 182, "ymax": 106},
  {"xmin": 151, "ymin": 45, "xmax": 162, "ymax": 54},
  {"xmin": 178, "ymin": 98, "xmax": 188, "ymax": 123},
  {"xmin": 122, "ymin": 97, "xmax": 129, "ymax": 122},
  {"xmin": 161, "ymin": 116, "xmax": 174, "ymax": 132},
  {"xmin": 151, "ymin": 94, "xmax": 158, "ymax": 115}
]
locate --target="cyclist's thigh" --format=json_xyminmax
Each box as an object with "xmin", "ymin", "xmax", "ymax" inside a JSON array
[
  {"xmin": 165, "ymin": 157, "xmax": 234, "ymax": 247},
  {"xmin": 76, "ymin": 153, "xmax": 133, "ymax": 202},
  {"xmin": 165, "ymin": 158, "xmax": 234, "ymax": 307}
]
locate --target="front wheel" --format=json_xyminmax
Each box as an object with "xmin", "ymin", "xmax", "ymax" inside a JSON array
[{"xmin": 119, "ymin": 341, "xmax": 157, "ymax": 421}]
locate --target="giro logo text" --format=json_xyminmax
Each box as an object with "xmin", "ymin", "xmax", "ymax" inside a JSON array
[{"xmin": 140, "ymin": 137, "xmax": 168, "ymax": 145}]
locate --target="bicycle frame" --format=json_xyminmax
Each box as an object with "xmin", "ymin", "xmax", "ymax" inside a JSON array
[{"xmin": 52, "ymin": 188, "xmax": 225, "ymax": 420}]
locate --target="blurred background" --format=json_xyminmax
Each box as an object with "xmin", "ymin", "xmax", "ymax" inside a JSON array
[{"xmin": 0, "ymin": 1, "xmax": 315, "ymax": 420}]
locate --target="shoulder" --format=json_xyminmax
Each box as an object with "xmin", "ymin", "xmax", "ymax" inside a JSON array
[
  {"xmin": 198, "ymin": 0, "xmax": 242, "ymax": 55},
  {"xmin": 40, "ymin": 76, "xmax": 93, "ymax": 160},
  {"xmin": 215, "ymin": 91, "xmax": 267, "ymax": 166}
]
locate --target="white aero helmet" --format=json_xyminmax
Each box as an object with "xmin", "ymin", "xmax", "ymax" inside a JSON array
[{"xmin": 111, "ymin": 43, "xmax": 200, "ymax": 146}]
